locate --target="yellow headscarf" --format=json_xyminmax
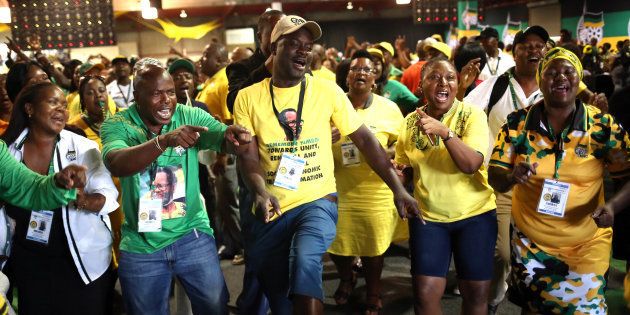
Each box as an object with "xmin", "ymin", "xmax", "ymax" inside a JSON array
[{"xmin": 536, "ymin": 47, "xmax": 583, "ymax": 86}]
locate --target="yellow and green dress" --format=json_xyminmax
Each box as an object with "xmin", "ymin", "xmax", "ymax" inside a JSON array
[
  {"xmin": 328, "ymin": 94, "xmax": 406, "ymax": 257},
  {"xmin": 490, "ymin": 101, "xmax": 630, "ymax": 314},
  {"xmin": 67, "ymin": 114, "xmax": 124, "ymax": 267}
]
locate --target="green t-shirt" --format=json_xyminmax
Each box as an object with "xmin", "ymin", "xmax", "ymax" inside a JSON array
[
  {"xmin": 101, "ymin": 104, "xmax": 227, "ymax": 253},
  {"xmin": 382, "ymin": 80, "xmax": 419, "ymax": 114},
  {"xmin": 0, "ymin": 141, "xmax": 77, "ymax": 209}
]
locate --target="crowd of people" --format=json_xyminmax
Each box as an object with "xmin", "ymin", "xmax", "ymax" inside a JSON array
[{"xmin": 0, "ymin": 8, "xmax": 627, "ymax": 315}]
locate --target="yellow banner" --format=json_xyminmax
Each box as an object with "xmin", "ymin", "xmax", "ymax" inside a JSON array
[{"xmin": 128, "ymin": 15, "xmax": 222, "ymax": 43}]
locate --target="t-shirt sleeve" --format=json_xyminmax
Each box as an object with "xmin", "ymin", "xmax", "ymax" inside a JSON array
[
  {"xmin": 602, "ymin": 113, "xmax": 630, "ymax": 178},
  {"xmin": 191, "ymin": 107, "xmax": 228, "ymax": 152},
  {"xmin": 233, "ymin": 90, "xmax": 256, "ymax": 137},
  {"xmin": 488, "ymin": 116, "xmax": 516, "ymax": 170},
  {"xmin": 101, "ymin": 115, "xmax": 131, "ymax": 162},
  {"xmin": 463, "ymin": 77, "xmax": 494, "ymax": 111},
  {"xmin": 462, "ymin": 105, "xmax": 490, "ymax": 158},
  {"xmin": 384, "ymin": 102, "xmax": 405, "ymax": 145},
  {"xmin": 330, "ymin": 85, "xmax": 363, "ymax": 136},
  {"xmin": 394, "ymin": 117, "xmax": 411, "ymax": 166},
  {"xmin": 0, "ymin": 142, "xmax": 77, "ymax": 209}
]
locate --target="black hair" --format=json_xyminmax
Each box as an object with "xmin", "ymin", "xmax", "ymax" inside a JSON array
[
  {"xmin": 6, "ymin": 61, "xmax": 50, "ymax": 103},
  {"xmin": 350, "ymin": 49, "xmax": 374, "ymax": 62},
  {"xmin": 257, "ymin": 10, "xmax": 284, "ymax": 33},
  {"xmin": 453, "ymin": 41, "xmax": 487, "ymax": 73},
  {"xmin": 420, "ymin": 57, "xmax": 452, "ymax": 82},
  {"xmin": 78, "ymin": 75, "xmax": 107, "ymax": 112},
  {"xmin": 157, "ymin": 166, "xmax": 177, "ymax": 186},
  {"xmin": 1, "ymin": 81, "xmax": 59, "ymax": 145},
  {"xmin": 335, "ymin": 59, "xmax": 351, "ymax": 92}
]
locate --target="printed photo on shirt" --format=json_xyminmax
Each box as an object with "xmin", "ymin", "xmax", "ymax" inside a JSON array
[
  {"xmin": 278, "ymin": 108, "xmax": 303, "ymax": 141},
  {"xmin": 140, "ymin": 165, "xmax": 187, "ymax": 220}
]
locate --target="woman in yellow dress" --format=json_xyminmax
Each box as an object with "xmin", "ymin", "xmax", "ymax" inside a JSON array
[{"xmin": 327, "ymin": 50, "xmax": 405, "ymax": 314}]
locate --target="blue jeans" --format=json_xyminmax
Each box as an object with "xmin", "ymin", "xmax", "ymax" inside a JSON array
[
  {"xmin": 246, "ymin": 197, "xmax": 338, "ymax": 315},
  {"xmin": 118, "ymin": 230, "xmax": 229, "ymax": 315}
]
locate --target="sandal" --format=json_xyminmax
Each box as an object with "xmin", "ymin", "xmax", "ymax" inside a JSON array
[
  {"xmin": 333, "ymin": 273, "xmax": 357, "ymax": 306},
  {"xmin": 364, "ymin": 294, "xmax": 382, "ymax": 315}
]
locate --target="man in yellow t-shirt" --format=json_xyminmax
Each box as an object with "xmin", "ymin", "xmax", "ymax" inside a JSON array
[
  {"xmin": 233, "ymin": 15, "xmax": 419, "ymax": 314},
  {"xmin": 310, "ymin": 44, "xmax": 336, "ymax": 82},
  {"xmin": 197, "ymin": 43, "xmax": 231, "ymax": 123}
]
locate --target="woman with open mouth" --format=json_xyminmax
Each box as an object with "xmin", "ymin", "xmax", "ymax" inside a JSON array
[
  {"xmin": 327, "ymin": 50, "xmax": 405, "ymax": 315},
  {"xmin": 394, "ymin": 58, "xmax": 497, "ymax": 315},
  {"xmin": 488, "ymin": 47, "xmax": 630, "ymax": 314},
  {"xmin": 1, "ymin": 81, "xmax": 119, "ymax": 315}
]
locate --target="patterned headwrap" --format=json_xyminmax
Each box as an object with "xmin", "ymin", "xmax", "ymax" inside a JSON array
[{"xmin": 536, "ymin": 47, "xmax": 583, "ymax": 86}]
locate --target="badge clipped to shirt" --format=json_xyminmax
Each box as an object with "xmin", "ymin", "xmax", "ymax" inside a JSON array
[
  {"xmin": 341, "ymin": 142, "xmax": 361, "ymax": 167},
  {"xmin": 138, "ymin": 198, "xmax": 162, "ymax": 232},
  {"xmin": 26, "ymin": 210, "xmax": 53, "ymax": 244},
  {"xmin": 536, "ymin": 179, "xmax": 570, "ymax": 218},
  {"xmin": 273, "ymin": 153, "xmax": 306, "ymax": 191}
]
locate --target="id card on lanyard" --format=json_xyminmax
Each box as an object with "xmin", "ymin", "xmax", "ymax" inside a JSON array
[
  {"xmin": 270, "ymin": 79, "xmax": 307, "ymax": 191},
  {"xmin": 26, "ymin": 145, "xmax": 58, "ymax": 244},
  {"xmin": 536, "ymin": 111, "xmax": 573, "ymax": 218}
]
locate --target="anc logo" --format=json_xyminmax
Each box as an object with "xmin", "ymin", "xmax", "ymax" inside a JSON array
[
  {"xmin": 279, "ymin": 166, "xmax": 287, "ymax": 175},
  {"xmin": 29, "ymin": 220, "xmax": 38, "ymax": 228},
  {"xmin": 140, "ymin": 212, "xmax": 148, "ymax": 220},
  {"xmin": 543, "ymin": 193, "xmax": 551, "ymax": 201}
]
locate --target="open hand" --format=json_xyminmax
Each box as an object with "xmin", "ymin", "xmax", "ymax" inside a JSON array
[
  {"xmin": 55, "ymin": 164, "xmax": 88, "ymax": 189},
  {"xmin": 254, "ymin": 192, "xmax": 281, "ymax": 223},
  {"xmin": 459, "ymin": 57, "xmax": 481, "ymax": 90}
]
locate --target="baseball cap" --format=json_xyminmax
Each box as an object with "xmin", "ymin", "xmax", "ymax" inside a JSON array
[
  {"xmin": 367, "ymin": 48, "xmax": 385, "ymax": 64},
  {"xmin": 423, "ymin": 41, "xmax": 452, "ymax": 59},
  {"xmin": 512, "ymin": 25, "xmax": 550, "ymax": 47},
  {"xmin": 78, "ymin": 62, "xmax": 105, "ymax": 76},
  {"xmin": 375, "ymin": 42, "xmax": 395, "ymax": 56},
  {"xmin": 270, "ymin": 15, "xmax": 322, "ymax": 44},
  {"xmin": 168, "ymin": 58, "xmax": 195, "ymax": 74},
  {"xmin": 479, "ymin": 27, "xmax": 499, "ymax": 40},
  {"xmin": 112, "ymin": 55, "xmax": 130, "ymax": 65},
  {"xmin": 431, "ymin": 34, "xmax": 444, "ymax": 43}
]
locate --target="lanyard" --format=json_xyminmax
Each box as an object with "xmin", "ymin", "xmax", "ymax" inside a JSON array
[
  {"xmin": 489, "ymin": 55, "xmax": 501, "ymax": 75},
  {"xmin": 507, "ymin": 78, "xmax": 520, "ymax": 111},
  {"xmin": 269, "ymin": 79, "xmax": 306, "ymax": 145},
  {"xmin": 543, "ymin": 109, "xmax": 575, "ymax": 179},
  {"xmin": 117, "ymin": 83, "xmax": 132, "ymax": 106}
]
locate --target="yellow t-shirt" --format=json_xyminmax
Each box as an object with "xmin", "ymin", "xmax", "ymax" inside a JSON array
[
  {"xmin": 234, "ymin": 76, "xmax": 363, "ymax": 217},
  {"xmin": 66, "ymin": 91, "xmax": 118, "ymax": 121},
  {"xmin": 489, "ymin": 103, "xmax": 630, "ymax": 265},
  {"xmin": 312, "ymin": 67, "xmax": 336, "ymax": 82},
  {"xmin": 395, "ymin": 100, "xmax": 496, "ymax": 222},
  {"xmin": 196, "ymin": 68, "xmax": 231, "ymax": 122},
  {"xmin": 333, "ymin": 94, "xmax": 402, "ymax": 208},
  {"xmin": 67, "ymin": 115, "xmax": 102, "ymax": 148}
]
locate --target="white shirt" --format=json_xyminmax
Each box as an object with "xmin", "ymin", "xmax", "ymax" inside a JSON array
[
  {"xmin": 479, "ymin": 49, "xmax": 516, "ymax": 81},
  {"xmin": 107, "ymin": 80, "xmax": 134, "ymax": 109},
  {"xmin": 465, "ymin": 73, "xmax": 543, "ymax": 164}
]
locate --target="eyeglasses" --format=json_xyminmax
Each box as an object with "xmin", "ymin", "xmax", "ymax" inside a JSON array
[{"xmin": 349, "ymin": 67, "xmax": 375, "ymax": 74}]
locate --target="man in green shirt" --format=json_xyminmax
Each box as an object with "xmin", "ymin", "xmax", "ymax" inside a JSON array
[{"xmin": 101, "ymin": 65, "xmax": 251, "ymax": 315}]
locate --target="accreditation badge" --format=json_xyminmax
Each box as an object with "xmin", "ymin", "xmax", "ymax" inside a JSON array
[
  {"xmin": 138, "ymin": 198, "xmax": 162, "ymax": 232},
  {"xmin": 536, "ymin": 179, "xmax": 570, "ymax": 218},
  {"xmin": 273, "ymin": 153, "xmax": 306, "ymax": 191},
  {"xmin": 26, "ymin": 210, "xmax": 54, "ymax": 244},
  {"xmin": 341, "ymin": 142, "xmax": 361, "ymax": 167}
]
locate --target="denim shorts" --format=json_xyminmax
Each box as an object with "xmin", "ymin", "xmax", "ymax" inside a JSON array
[
  {"xmin": 245, "ymin": 197, "xmax": 338, "ymax": 315},
  {"xmin": 409, "ymin": 210, "xmax": 497, "ymax": 281}
]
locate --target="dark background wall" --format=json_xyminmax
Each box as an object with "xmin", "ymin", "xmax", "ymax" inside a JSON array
[
  {"xmin": 317, "ymin": 17, "xmax": 449, "ymax": 50},
  {"xmin": 560, "ymin": 0, "xmax": 630, "ymax": 17}
]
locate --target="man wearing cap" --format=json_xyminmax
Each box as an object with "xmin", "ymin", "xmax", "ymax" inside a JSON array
[
  {"xmin": 478, "ymin": 27, "xmax": 515, "ymax": 81},
  {"xmin": 234, "ymin": 15, "xmax": 419, "ymax": 314},
  {"xmin": 168, "ymin": 58, "xmax": 209, "ymax": 111},
  {"xmin": 107, "ymin": 56, "xmax": 134, "ymax": 109},
  {"xmin": 67, "ymin": 62, "xmax": 118, "ymax": 120},
  {"xmin": 375, "ymin": 41, "xmax": 404, "ymax": 81}
]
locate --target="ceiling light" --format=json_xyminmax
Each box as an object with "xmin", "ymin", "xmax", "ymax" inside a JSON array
[
  {"xmin": 141, "ymin": 6, "xmax": 157, "ymax": 19},
  {"xmin": 179, "ymin": 9, "xmax": 187, "ymax": 18},
  {"xmin": 396, "ymin": 0, "xmax": 411, "ymax": 4},
  {"xmin": 346, "ymin": 1, "xmax": 353, "ymax": 10}
]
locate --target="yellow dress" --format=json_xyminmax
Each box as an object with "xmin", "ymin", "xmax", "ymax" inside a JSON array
[
  {"xmin": 328, "ymin": 94, "xmax": 406, "ymax": 257},
  {"xmin": 67, "ymin": 115, "xmax": 123, "ymax": 267}
]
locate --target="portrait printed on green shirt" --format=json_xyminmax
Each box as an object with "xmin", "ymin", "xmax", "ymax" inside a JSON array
[{"xmin": 139, "ymin": 165, "xmax": 187, "ymax": 220}]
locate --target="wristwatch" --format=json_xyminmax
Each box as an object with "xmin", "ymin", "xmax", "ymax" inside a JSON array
[{"xmin": 443, "ymin": 129, "xmax": 455, "ymax": 142}]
